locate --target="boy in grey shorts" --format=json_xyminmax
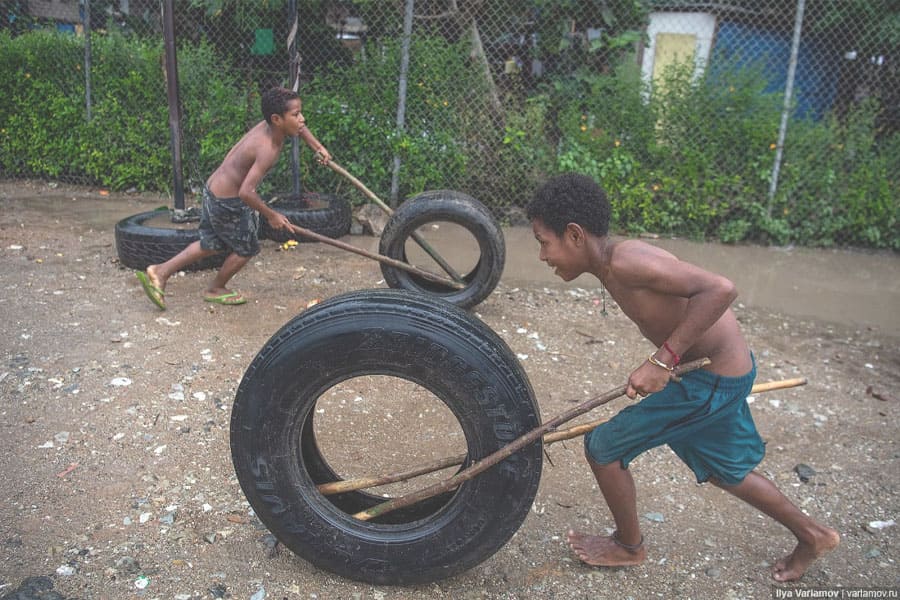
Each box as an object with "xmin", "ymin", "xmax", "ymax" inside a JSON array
[
  {"xmin": 198, "ymin": 186, "xmax": 261, "ymax": 260},
  {"xmin": 136, "ymin": 87, "xmax": 330, "ymax": 310}
]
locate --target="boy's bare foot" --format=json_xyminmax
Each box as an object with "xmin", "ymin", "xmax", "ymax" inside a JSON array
[
  {"xmin": 772, "ymin": 526, "xmax": 840, "ymax": 582},
  {"xmin": 566, "ymin": 529, "xmax": 646, "ymax": 567}
]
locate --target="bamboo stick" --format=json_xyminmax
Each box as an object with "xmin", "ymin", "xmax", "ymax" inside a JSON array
[
  {"xmin": 351, "ymin": 358, "xmax": 712, "ymax": 521},
  {"xmin": 316, "ymin": 376, "xmax": 806, "ymax": 497},
  {"xmin": 287, "ymin": 224, "xmax": 464, "ymax": 290},
  {"xmin": 325, "ymin": 160, "xmax": 464, "ymax": 283}
]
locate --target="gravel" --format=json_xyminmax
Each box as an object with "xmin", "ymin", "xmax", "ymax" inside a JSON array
[{"xmin": 1, "ymin": 181, "xmax": 897, "ymax": 599}]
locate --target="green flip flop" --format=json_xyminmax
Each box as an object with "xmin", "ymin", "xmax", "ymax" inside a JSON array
[
  {"xmin": 136, "ymin": 271, "xmax": 166, "ymax": 310},
  {"xmin": 204, "ymin": 291, "xmax": 247, "ymax": 306}
]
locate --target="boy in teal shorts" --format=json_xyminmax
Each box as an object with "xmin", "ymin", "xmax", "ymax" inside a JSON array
[
  {"xmin": 527, "ymin": 173, "xmax": 839, "ymax": 582},
  {"xmin": 136, "ymin": 87, "xmax": 331, "ymax": 310}
]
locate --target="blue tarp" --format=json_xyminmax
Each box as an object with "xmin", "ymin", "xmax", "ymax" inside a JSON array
[{"xmin": 711, "ymin": 20, "xmax": 838, "ymax": 120}]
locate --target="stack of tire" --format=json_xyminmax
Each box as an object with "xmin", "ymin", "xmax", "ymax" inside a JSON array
[{"xmin": 114, "ymin": 192, "xmax": 351, "ymax": 271}]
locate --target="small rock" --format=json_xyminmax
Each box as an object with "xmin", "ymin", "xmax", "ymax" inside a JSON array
[
  {"xmin": 356, "ymin": 204, "xmax": 389, "ymax": 236},
  {"xmin": 250, "ymin": 587, "xmax": 266, "ymax": 600},
  {"xmin": 116, "ymin": 556, "xmax": 141, "ymax": 574},
  {"xmin": 866, "ymin": 519, "xmax": 895, "ymax": 531},
  {"xmin": 794, "ymin": 463, "xmax": 816, "ymax": 482},
  {"xmin": 643, "ymin": 512, "xmax": 665, "ymax": 523},
  {"xmin": 705, "ymin": 566, "xmax": 721, "ymax": 578}
]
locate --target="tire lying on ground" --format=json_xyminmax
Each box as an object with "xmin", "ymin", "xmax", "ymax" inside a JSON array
[
  {"xmin": 230, "ymin": 289, "xmax": 543, "ymax": 585},
  {"xmin": 115, "ymin": 209, "xmax": 226, "ymax": 272},
  {"xmin": 116, "ymin": 193, "xmax": 351, "ymax": 271},
  {"xmin": 257, "ymin": 192, "xmax": 351, "ymax": 243},
  {"xmin": 378, "ymin": 190, "xmax": 504, "ymax": 310}
]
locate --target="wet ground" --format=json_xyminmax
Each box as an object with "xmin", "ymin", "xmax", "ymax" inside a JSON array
[
  {"xmin": 4, "ymin": 184, "xmax": 899, "ymax": 334},
  {"xmin": 0, "ymin": 181, "xmax": 898, "ymax": 600}
]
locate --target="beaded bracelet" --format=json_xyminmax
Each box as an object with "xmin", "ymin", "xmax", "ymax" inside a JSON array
[{"xmin": 647, "ymin": 354, "xmax": 674, "ymax": 371}]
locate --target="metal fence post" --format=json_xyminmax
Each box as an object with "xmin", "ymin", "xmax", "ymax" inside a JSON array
[
  {"xmin": 389, "ymin": 0, "xmax": 414, "ymax": 207},
  {"xmin": 768, "ymin": 0, "xmax": 806, "ymax": 213},
  {"xmin": 82, "ymin": 0, "xmax": 91, "ymax": 121},
  {"xmin": 288, "ymin": 0, "xmax": 302, "ymax": 198},
  {"xmin": 162, "ymin": 0, "xmax": 186, "ymax": 212}
]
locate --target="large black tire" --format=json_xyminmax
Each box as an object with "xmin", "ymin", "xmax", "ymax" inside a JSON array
[
  {"xmin": 258, "ymin": 192, "xmax": 351, "ymax": 243},
  {"xmin": 378, "ymin": 191, "xmax": 504, "ymax": 310},
  {"xmin": 230, "ymin": 289, "xmax": 542, "ymax": 585},
  {"xmin": 114, "ymin": 209, "xmax": 226, "ymax": 271}
]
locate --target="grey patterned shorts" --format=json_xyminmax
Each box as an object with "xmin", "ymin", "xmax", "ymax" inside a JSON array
[{"xmin": 198, "ymin": 186, "xmax": 260, "ymax": 258}]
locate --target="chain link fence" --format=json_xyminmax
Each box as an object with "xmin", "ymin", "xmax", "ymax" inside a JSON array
[{"xmin": 1, "ymin": 1, "xmax": 897, "ymax": 249}]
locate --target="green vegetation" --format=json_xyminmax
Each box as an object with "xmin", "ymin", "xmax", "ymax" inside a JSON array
[{"xmin": 0, "ymin": 24, "xmax": 897, "ymax": 249}]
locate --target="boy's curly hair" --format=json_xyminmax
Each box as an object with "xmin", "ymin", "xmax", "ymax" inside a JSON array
[
  {"xmin": 526, "ymin": 173, "xmax": 610, "ymax": 237},
  {"xmin": 261, "ymin": 87, "xmax": 299, "ymax": 124}
]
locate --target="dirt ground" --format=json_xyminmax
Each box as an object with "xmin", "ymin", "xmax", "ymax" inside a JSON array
[{"xmin": 0, "ymin": 180, "xmax": 898, "ymax": 600}]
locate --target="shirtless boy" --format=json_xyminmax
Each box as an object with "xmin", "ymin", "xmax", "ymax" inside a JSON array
[
  {"xmin": 526, "ymin": 173, "xmax": 839, "ymax": 582},
  {"xmin": 136, "ymin": 87, "xmax": 331, "ymax": 310}
]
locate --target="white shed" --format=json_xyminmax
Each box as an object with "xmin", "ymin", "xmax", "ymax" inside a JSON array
[{"xmin": 640, "ymin": 12, "xmax": 718, "ymax": 93}]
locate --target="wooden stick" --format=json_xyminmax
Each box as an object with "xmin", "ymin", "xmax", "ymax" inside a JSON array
[
  {"xmin": 318, "ymin": 453, "xmax": 467, "ymax": 496},
  {"xmin": 351, "ymin": 358, "xmax": 711, "ymax": 520},
  {"xmin": 325, "ymin": 160, "xmax": 465, "ymax": 283},
  {"xmin": 317, "ymin": 375, "xmax": 806, "ymax": 497},
  {"xmin": 286, "ymin": 224, "xmax": 464, "ymax": 290},
  {"xmin": 749, "ymin": 377, "xmax": 806, "ymax": 394}
]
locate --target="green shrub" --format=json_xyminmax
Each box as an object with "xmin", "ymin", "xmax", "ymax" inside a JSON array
[
  {"xmin": 177, "ymin": 39, "xmax": 252, "ymax": 190},
  {"xmin": 776, "ymin": 99, "xmax": 899, "ymax": 249},
  {"xmin": 287, "ymin": 35, "xmax": 477, "ymax": 204},
  {"xmin": 0, "ymin": 28, "xmax": 896, "ymax": 250}
]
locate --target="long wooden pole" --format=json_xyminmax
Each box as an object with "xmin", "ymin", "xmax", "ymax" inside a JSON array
[
  {"xmin": 287, "ymin": 224, "xmax": 464, "ymax": 290},
  {"xmin": 352, "ymin": 358, "xmax": 712, "ymax": 521},
  {"xmin": 317, "ymin": 376, "xmax": 806, "ymax": 497},
  {"xmin": 325, "ymin": 160, "xmax": 464, "ymax": 283}
]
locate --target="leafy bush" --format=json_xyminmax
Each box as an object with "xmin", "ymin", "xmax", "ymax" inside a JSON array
[
  {"xmin": 1, "ymin": 28, "xmax": 896, "ymax": 250},
  {"xmin": 547, "ymin": 52, "xmax": 898, "ymax": 249},
  {"xmin": 176, "ymin": 39, "xmax": 252, "ymax": 191},
  {"xmin": 281, "ymin": 35, "xmax": 478, "ymax": 204},
  {"xmin": 775, "ymin": 99, "xmax": 899, "ymax": 249},
  {"xmin": 0, "ymin": 30, "xmax": 256, "ymax": 193}
]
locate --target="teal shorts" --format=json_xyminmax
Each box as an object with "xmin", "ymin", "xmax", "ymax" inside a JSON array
[{"xmin": 584, "ymin": 356, "xmax": 764, "ymax": 485}]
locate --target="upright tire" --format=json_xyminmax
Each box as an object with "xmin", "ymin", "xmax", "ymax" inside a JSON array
[
  {"xmin": 378, "ymin": 191, "xmax": 504, "ymax": 310},
  {"xmin": 230, "ymin": 290, "xmax": 542, "ymax": 585},
  {"xmin": 114, "ymin": 209, "xmax": 225, "ymax": 271}
]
